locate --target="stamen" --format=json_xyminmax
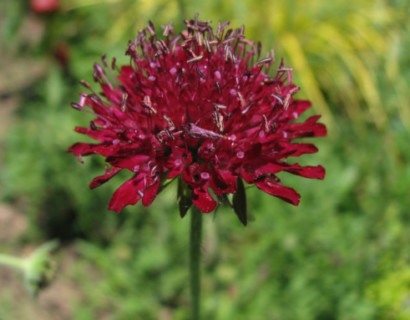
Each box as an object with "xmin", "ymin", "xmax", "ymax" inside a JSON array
[
  {"xmin": 271, "ymin": 94, "xmax": 284, "ymax": 105},
  {"xmin": 240, "ymin": 38, "xmax": 256, "ymax": 53},
  {"xmin": 121, "ymin": 92, "xmax": 128, "ymax": 112},
  {"xmin": 283, "ymin": 86, "xmax": 300, "ymax": 109},
  {"xmin": 156, "ymin": 39, "xmax": 169, "ymax": 54},
  {"xmin": 142, "ymin": 95, "xmax": 157, "ymax": 114},
  {"xmin": 263, "ymin": 77, "xmax": 276, "ymax": 85},
  {"xmin": 283, "ymin": 95, "xmax": 291, "ymax": 110},
  {"xmin": 215, "ymin": 82, "xmax": 222, "ymax": 93},
  {"xmin": 257, "ymin": 41, "xmax": 262, "ymax": 58},
  {"xmin": 101, "ymin": 54, "xmax": 108, "ymax": 68},
  {"xmin": 195, "ymin": 31, "xmax": 203, "ymax": 46},
  {"xmin": 212, "ymin": 102, "xmax": 227, "ymax": 110},
  {"xmin": 165, "ymin": 128, "xmax": 175, "ymax": 140},
  {"xmin": 196, "ymin": 67, "xmax": 205, "ymax": 79},
  {"xmin": 80, "ymin": 80, "xmax": 92, "ymax": 91},
  {"xmin": 187, "ymin": 123, "xmax": 225, "ymax": 140},
  {"xmin": 162, "ymin": 21, "xmax": 174, "ymax": 37},
  {"xmin": 93, "ymin": 63, "xmax": 112, "ymax": 88},
  {"xmin": 255, "ymin": 57, "xmax": 272, "ymax": 66},
  {"xmin": 241, "ymin": 102, "xmax": 254, "ymax": 114},
  {"xmin": 212, "ymin": 110, "xmax": 224, "ymax": 132},
  {"xmin": 147, "ymin": 20, "xmax": 156, "ymax": 36},
  {"xmin": 187, "ymin": 55, "xmax": 203, "ymax": 63},
  {"xmin": 155, "ymin": 132, "xmax": 164, "ymax": 143},
  {"xmin": 90, "ymin": 121, "xmax": 97, "ymax": 130},
  {"xmin": 237, "ymin": 91, "xmax": 246, "ymax": 108},
  {"xmin": 163, "ymin": 114, "xmax": 175, "ymax": 130},
  {"xmin": 79, "ymin": 93, "xmax": 87, "ymax": 108},
  {"xmin": 204, "ymin": 38, "xmax": 211, "ymax": 52},
  {"xmin": 111, "ymin": 57, "xmax": 117, "ymax": 70},
  {"xmin": 262, "ymin": 114, "xmax": 269, "ymax": 132},
  {"xmin": 224, "ymin": 29, "xmax": 233, "ymax": 41},
  {"xmin": 71, "ymin": 103, "xmax": 83, "ymax": 111}
]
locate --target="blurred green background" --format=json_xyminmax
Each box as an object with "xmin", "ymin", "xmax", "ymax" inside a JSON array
[{"xmin": 0, "ymin": 0, "xmax": 409, "ymax": 319}]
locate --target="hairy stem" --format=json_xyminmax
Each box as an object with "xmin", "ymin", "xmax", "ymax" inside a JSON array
[
  {"xmin": 189, "ymin": 205, "xmax": 202, "ymax": 320},
  {"xmin": 0, "ymin": 254, "xmax": 24, "ymax": 270}
]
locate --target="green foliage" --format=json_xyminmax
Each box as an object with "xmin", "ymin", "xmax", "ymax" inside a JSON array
[
  {"xmin": 0, "ymin": 0, "xmax": 409, "ymax": 319},
  {"xmin": 366, "ymin": 265, "xmax": 410, "ymax": 320}
]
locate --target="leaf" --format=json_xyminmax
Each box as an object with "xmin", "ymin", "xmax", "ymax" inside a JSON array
[
  {"xmin": 233, "ymin": 178, "xmax": 247, "ymax": 226},
  {"xmin": 177, "ymin": 177, "xmax": 192, "ymax": 218}
]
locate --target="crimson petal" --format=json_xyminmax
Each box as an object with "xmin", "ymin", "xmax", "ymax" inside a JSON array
[
  {"xmin": 192, "ymin": 186, "xmax": 217, "ymax": 213},
  {"xmin": 90, "ymin": 167, "xmax": 122, "ymax": 189},
  {"xmin": 108, "ymin": 175, "xmax": 145, "ymax": 212},
  {"xmin": 142, "ymin": 179, "xmax": 160, "ymax": 206},
  {"xmin": 255, "ymin": 177, "xmax": 300, "ymax": 205}
]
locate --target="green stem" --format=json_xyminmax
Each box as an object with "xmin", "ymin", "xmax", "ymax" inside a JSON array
[
  {"xmin": 190, "ymin": 205, "xmax": 202, "ymax": 320},
  {"xmin": 0, "ymin": 253, "xmax": 25, "ymax": 270}
]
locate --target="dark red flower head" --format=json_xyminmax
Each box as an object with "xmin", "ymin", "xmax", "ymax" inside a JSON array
[{"xmin": 68, "ymin": 17, "xmax": 326, "ymax": 223}]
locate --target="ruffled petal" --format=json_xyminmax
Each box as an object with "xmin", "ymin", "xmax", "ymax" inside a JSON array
[
  {"xmin": 108, "ymin": 175, "xmax": 145, "ymax": 212},
  {"xmin": 89, "ymin": 167, "xmax": 122, "ymax": 189},
  {"xmin": 256, "ymin": 162, "xmax": 325, "ymax": 179},
  {"xmin": 67, "ymin": 142, "xmax": 116, "ymax": 157},
  {"xmin": 280, "ymin": 100, "xmax": 312, "ymax": 121},
  {"xmin": 286, "ymin": 115, "xmax": 327, "ymax": 138},
  {"xmin": 209, "ymin": 168, "xmax": 237, "ymax": 194},
  {"xmin": 142, "ymin": 179, "xmax": 160, "ymax": 206},
  {"xmin": 106, "ymin": 154, "xmax": 151, "ymax": 171},
  {"xmin": 255, "ymin": 177, "xmax": 300, "ymax": 205},
  {"xmin": 274, "ymin": 142, "xmax": 319, "ymax": 158},
  {"xmin": 285, "ymin": 164, "xmax": 325, "ymax": 179},
  {"xmin": 192, "ymin": 186, "xmax": 217, "ymax": 213},
  {"xmin": 74, "ymin": 127, "xmax": 117, "ymax": 142},
  {"xmin": 167, "ymin": 149, "xmax": 192, "ymax": 179}
]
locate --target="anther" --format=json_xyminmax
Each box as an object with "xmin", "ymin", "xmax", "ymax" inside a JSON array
[
  {"xmin": 80, "ymin": 80, "xmax": 92, "ymax": 90},
  {"xmin": 255, "ymin": 57, "xmax": 272, "ymax": 66},
  {"xmin": 241, "ymin": 102, "xmax": 254, "ymax": 114},
  {"xmin": 215, "ymin": 82, "xmax": 222, "ymax": 94},
  {"xmin": 187, "ymin": 55, "xmax": 203, "ymax": 63},
  {"xmin": 163, "ymin": 114, "xmax": 175, "ymax": 130},
  {"xmin": 237, "ymin": 91, "xmax": 246, "ymax": 108},
  {"xmin": 212, "ymin": 110, "xmax": 224, "ymax": 132},
  {"xmin": 71, "ymin": 103, "xmax": 83, "ymax": 111},
  {"xmin": 195, "ymin": 31, "xmax": 203, "ymax": 46},
  {"xmin": 271, "ymin": 94, "xmax": 284, "ymax": 105},
  {"xmin": 111, "ymin": 57, "xmax": 117, "ymax": 70},
  {"xmin": 262, "ymin": 114, "xmax": 269, "ymax": 132},
  {"xmin": 101, "ymin": 54, "xmax": 108, "ymax": 68},
  {"xmin": 204, "ymin": 38, "xmax": 211, "ymax": 52},
  {"xmin": 212, "ymin": 102, "xmax": 227, "ymax": 110},
  {"xmin": 187, "ymin": 123, "xmax": 224, "ymax": 140},
  {"xmin": 196, "ymin": 67, "xmax": 205, "ymax": 79},
  {"xmin": 121, "ymin": 92, "xmax": 128, "ymax": 112},
  {"xmin": 147, "ymin": 20, "xmax": 156, "ymax": 36},
  {"xmin": 142, "ymin": 95, "xmax": 157, "ymax": 114},
  {"xmin": 79, "ymin": 93, "xmax": 87, "ymax": 108},
  {"xmin": 90, "ymin": 121, "xmax": 97, "ymax": 130}
]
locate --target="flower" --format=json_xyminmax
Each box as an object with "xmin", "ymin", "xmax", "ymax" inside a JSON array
[
  {"xmin": 30, "ymin": 0, "xmax": 59, "ymax": 13},
  {"xmin": 0, "ymin": 241, "xmax": 59, "ymax": 297},
  {"xmin": 68, "ymin": 16, "xmax": 326, "ymax": 224},
  {"xmin": 23, "ymin": 240, "xmax": 59, "ymax": 297}
]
